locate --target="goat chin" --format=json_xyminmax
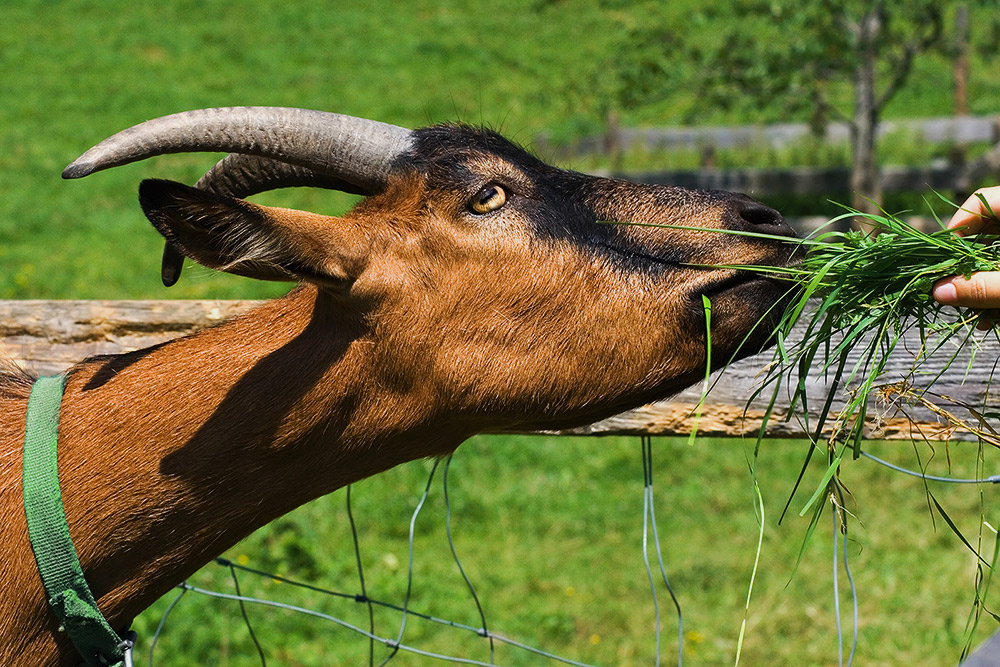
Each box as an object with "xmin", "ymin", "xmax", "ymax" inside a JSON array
[
  {"xmin": 1, "ymin": 107, "xmax": 800, "ymax": 667},
  {"xmin": 696, "ymin": 275, "xmax": 797, "ymax": 360}
]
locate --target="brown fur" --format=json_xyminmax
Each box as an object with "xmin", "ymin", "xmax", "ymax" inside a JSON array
[
  {"xmin": 0, "ymin": 362, "xmax": 34, "ymax": 400},
  {"xmin": 0, "ymin": 127, "xmax": 798, "ymax": 665}
]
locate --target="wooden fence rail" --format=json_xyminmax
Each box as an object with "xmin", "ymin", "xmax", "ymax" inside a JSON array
[
  {"xmin": 2, "ymin": 300, "xmax": 998, "ymax": 442},
  {"xmin": 612, "ymin": 163, "xmax": 988, "ymax": 198},
  {"xmin": 540, "ymin": 115, "xmax": 1000, "ymax": 158},
  {"xmin": 542, "ymin": 115, "xmax": 1000, "ymax": 198}
]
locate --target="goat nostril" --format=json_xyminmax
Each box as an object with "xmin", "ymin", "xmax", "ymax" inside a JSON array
[{"xmin": 738, "ymin": 204, "xmax": 784, "ymax": 228}]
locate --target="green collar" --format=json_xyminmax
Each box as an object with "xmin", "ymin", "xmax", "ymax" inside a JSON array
[{"xmin": 22, "ymin": 375, "xmax": 135, "ymax": 667}]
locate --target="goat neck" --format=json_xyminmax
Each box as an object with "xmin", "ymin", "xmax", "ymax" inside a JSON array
[{"xmin": 0, "ymin": 285, "xmax": 458, "ymax": 666}]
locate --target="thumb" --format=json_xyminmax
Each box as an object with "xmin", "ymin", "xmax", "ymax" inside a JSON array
[{"xmin": 932, "ymin": 272, "xmax": 1000, "ymax": 308}]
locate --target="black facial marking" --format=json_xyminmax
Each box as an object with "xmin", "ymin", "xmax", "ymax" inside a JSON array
[{"xmin": 395, "ymin": 125, "xmax": 721, "ymax": 275}]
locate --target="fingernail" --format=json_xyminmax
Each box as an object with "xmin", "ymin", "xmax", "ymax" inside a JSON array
[{"xmin": 932, "ymin": 282, "xmax": 957, "ymax": 304}]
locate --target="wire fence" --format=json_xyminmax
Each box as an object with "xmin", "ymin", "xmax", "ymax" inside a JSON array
[
  {"xmin": 139, "ymin": 438, "xmax": 999, "ymax": 667},
  {"xmin": 146, "ymin": 453, "xmax": 618, "ymax": 667}
]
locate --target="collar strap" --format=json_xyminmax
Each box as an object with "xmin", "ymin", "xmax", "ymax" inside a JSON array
[{"xmin": 23, "ymin": 375, "xmax": 134, "ymax": 667}]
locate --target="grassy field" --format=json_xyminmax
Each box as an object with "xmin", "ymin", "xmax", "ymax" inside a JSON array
[
  {"xmin": 3, "ymin": 2, "xmax": 1000, "ymax": 664},
  {"xmin": 3, "ymin": 1, "xmax": 1000, "ymax": 299},
  {"xmin": 131, "ymin": 435, "xmax": 998, "ymax": 666}
]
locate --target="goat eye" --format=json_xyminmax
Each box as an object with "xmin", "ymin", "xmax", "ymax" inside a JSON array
[{"xmin": 469, "ymin": 184, "xmax": 507, "ymax": 214}]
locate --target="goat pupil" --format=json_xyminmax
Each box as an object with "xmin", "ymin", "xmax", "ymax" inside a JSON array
[{"xmin": 470, "ymin": 184, "xmax": 506, "ymax": 214}]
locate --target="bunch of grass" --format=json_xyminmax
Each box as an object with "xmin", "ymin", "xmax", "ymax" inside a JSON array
[
  {"xmin": 748, "ymin": 199, "xmax": 1000, "ymax": 457},
  {"xmin": 639, "ymin": 197, "xmax": 1000, "ymax": 519},
  {"xmin": 733, "ymin": 201, "xmax": 1000, "ymax": 548},
  {"xmin": 745, "ymin": 204, "xmax": 1000, "ymax": 653},
  {"xmin": 621, "ymin": 201, "xmax": 1000, "ymax": 658},
  {"xmin": 617, "ymin": 198, "xmax": 1000, "ymax": 455}
]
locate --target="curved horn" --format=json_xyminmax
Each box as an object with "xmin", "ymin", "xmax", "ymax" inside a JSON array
[
  {"xmin": 62, "ymin": 107, "xmax": 414, "ymax": 193},
  {"xmin": 195, "ymin": 154, "xmax": 369, "ymax": 199},
  {"xmin": 65, "ymin": 107, "xmax": 413, "ymax": 287}
]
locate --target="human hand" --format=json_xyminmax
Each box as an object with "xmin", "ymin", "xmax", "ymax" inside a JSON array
[
  {"xmin": 943, "ymin": 185, "xmax": 1000, "ymax": 237},
  {"xmin": 931, "ymin": 186, "xmax": 1000, "ymax": 328}
]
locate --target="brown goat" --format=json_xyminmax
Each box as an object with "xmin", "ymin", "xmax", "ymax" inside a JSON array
[{"xmin": 0, "ymin": 108, "xmax": 797, "ymax": 665}]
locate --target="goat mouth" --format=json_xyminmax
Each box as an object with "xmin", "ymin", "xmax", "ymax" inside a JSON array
[
  {"xmin": 700, "ymin": 270, "xmax": 785, "ymax": 300},
  {"xmin": 695, "ymin": 271, "xmax": 800, "ymax": 330},
  {"xmin": 698, "ymin": 242, "xmax": 804, "ymax": 302},
  {"xmin": 693, "ymin": 270, "xmax": 799, "ymax": 358}
]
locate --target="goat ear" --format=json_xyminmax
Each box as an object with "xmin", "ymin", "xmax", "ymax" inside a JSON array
[{"xmin": 138, "ymin": 179, "xmax": 364, "ymax": 289}]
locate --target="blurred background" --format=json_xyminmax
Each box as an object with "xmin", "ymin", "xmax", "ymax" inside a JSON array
[
  {"xmin": 3, "ymin": 0, "xmax": 999, "ymax": 299},
  {"xmin": 3, "ymin": 2, "xmax": 999, "ymax": 665}
]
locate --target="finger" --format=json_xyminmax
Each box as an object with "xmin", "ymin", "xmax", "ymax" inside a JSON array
[
  {"xmin": 932, "ymin": 272, "xmax": 1000, "ymax": 308},
  {"xmin": 947, "ymin": 186, "xmax": 1000, "ymax": 234}
]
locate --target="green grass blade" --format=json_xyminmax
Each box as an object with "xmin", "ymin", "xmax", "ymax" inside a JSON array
[
  {"xmin": 799, "ymin": 454, "xmax": 843, "ymax": 517},
  {"xmin": 688, "ymin": 295, "xmax": 713, "ymax": 447}
]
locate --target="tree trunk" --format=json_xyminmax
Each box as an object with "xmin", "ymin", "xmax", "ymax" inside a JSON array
[
  {"xmin": 954, "ymin": 4, "xmax": 970, "ymax": 117},
  {"xmin": 850, "ymin": 8, "xmax": 882, "ymax": 221},
  {"xmin": 953, "ymin": 4, "xmax": 972, "ymax": 193}
]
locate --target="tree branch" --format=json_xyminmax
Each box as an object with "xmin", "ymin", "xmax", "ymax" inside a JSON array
[
  {"xmin": 876, "ymin": 8, "xmax": 943, "ymax": 110},
  {"xmin": 814, "ymin": 89, "xmax": 852, "ymax": 127}
]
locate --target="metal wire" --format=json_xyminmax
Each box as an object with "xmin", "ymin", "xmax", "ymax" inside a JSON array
[
  {"xmin": 346, "ymin": 484, "xmax": 376, "ymax": 667},
  {"xmin": 144, "ymin": 454, "xmax": 600, "ymax": 667},
  {"xmin": 175, "ymin": 583, "xmax": 504, "ymax": 667},
  {"xmin": 841, "ymin": 518, "xmax": 859, "ymax": 667},
  {"xmin": 146, "ymin": 586, "xmax": 186, "ymax": 667},
  {"xmin": 831, "ymin": 508, "xmax": 858, "ymax": 667},
  {"xmin": 860, "ymin": 451, "xmax": 1000, "ymax": 484},
  {"xmin": 172, "ymin": 577, "xmax": 601, "ymax": 667},
  {"xmin": 227, "ymin": 560, "xmax": 267, "ymax": 666},
  {"xmin": 141, "ymin": 438, "xmax": 997, "ymax": 667},
  {"xmin": 641, "ymin": 436, "xmax": 684, "ymax": 667},
  {"xmin": 443, "ymin": 455, "xmax": 496, "ymax": 663},
  {"xmin": 378, "ymin": 459, "xmax": 439, "ymax": 667}
]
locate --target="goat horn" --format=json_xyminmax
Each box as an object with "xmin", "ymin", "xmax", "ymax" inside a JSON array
[
  {"xmin": 66, "ymin": 108, "xmax": 410, "ymax": 287},
  {"xmin": 62, "ymin": 106, "xmax": 414, "ymax": 193},
  {"xmin": 195, "ymin": 154, "xmax": 369, "ymax": 199}
]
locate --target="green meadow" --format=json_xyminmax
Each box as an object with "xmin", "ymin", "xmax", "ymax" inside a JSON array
[
  {"xmin": 3, "ymin": 1, "xmax": 999, "ymax": 664},
  {"xmin": 5, "ymin": 0, "xmax": 1000, "ymax": 300},
  {"xmin": 132, "ymin": 436, "xmax": 997, "ymax": 666}
]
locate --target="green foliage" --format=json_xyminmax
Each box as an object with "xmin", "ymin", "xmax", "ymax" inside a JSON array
[
  {"xmin": 692, "ymin": 0, "xmax": 946, "ymax": 117},
  {"xmin": 750, "ymin": 201, "xmax": 1000, "ymax": 455},
  {"xmin": 786, "ymin": 210, "xmax": 1000, "ymax": 329},
  {"xmin": 592, "ymin": 1, "xmax": 992, "ymax": 123}
]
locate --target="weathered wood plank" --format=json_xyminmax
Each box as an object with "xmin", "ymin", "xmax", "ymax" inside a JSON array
[
  {"xmin": 2, "ymin": 300, "xmax": 998, "ymax": 441},
  {"xmin": 0, "ymin": 300, "xmax": 260, "ymax": 376}
]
